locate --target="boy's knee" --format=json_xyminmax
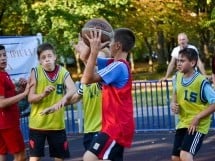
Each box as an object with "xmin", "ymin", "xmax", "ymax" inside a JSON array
[
  {"xmin": 83, "ymin": 151, "xmax": 98, "ymax": 161},
  {"xmin": 171, "ymin": 155, "xmax": 180, "ymax": 161},
  {"xmin": 180, "ymin": 150, "xmax": 193, "ymax": 161},
  {"xmin": 14, "ymin": 151, "xmax": 27, "ymax": 161}
]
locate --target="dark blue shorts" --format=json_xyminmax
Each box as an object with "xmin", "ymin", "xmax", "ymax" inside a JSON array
[
  {"xmin": 29, "ymin": 129, "xmax": 70, "ymax": 159},
  {"xmin": 88, "ymin": 132, "xmax": 124, "ymax": 161},
  {"xmin": 83, "ymin": 132, "xmax": 98, "ymax": 151},
  {"xmin": 172, "ymin": 128, "xmax": 205, "ymax": 156}
]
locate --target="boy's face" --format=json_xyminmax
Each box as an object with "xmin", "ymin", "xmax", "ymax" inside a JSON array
[
  {"xmin": 74, "ymin": 39, "xmax": 90, "ymax": 65},
  {"xmin": 0, "ymin": 49, "xmax": 7, "ymax": 71},
  {"xmin": 177, "ymin": 54, "xmax": 195, "ymax": 73},
  {"xmin": 39, "ymin": 50, "xmax": 56, "ymax": 71},
  {"xmin": 109, "ymin": 38, "xmax": 119, "ymax": 57}
]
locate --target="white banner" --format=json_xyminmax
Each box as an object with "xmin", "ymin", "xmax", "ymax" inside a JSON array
[{"xmin": 0, "ymin": 34, "xmax": 42, "ymax": 82}]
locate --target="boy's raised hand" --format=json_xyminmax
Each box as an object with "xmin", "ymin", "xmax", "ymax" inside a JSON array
[{"xmin": 85, "ymin": 28, "xmax": 110, "ymax": 56}]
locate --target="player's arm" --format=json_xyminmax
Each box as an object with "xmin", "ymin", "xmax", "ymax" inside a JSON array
[
  {"xmin": 40, "ymin": 91, "xmax": 81, "ymax": 115},
  {"xmin": 81, "ymin": 57, "xmax": 101, "ymax": 84},
  {"xmin": 28, "ymin": 69, "xmax": 42, "ymax": 103},
  {"xmin": 0, "ymin": 80, "xmax": 31, "ymax": 108},
  {"xmin": 28, "ymin": 69, "xmax": 55, "ymax": 103},
  {"xmin": 15, "ymin": 78, "xmax": 27, "ymax": 94},
  {"xmin": 60, "ymin": 73, "xmax": 77, "ymax": 106},
  {"xmin": 81, "ymin": 29, "xmax": 103, "ymax": 84},
  {"xmin": 161, "ymin": 57, "xmax": 176, "ymax": 81},
  {"xmin": 197, "ymin": 57, "xmax": 206, "ymax": 75},
  {"xmin": 170, "ymin": 76, "xmax": 179, "ymax": 114},
  {"xmin": 189, "ymin": 104, "xmax": 215, "ymax": 135},
  {"xmin": 212, "ymin": 74, "xmax": 215, "ymax": 85},
  {"xmin": 40, "ymin": 73, "xmax": 77, "ymax": 115},
  {"xmin": 49, "ymin": 72, "xmax": 77, "ymax": 107},
  {"xmin": 65, "ymin": 83, "xmax": 83, "ymax": 104},
  {"xmin": 188, "ymin": 82, "xmax": 215, "ymax": 134}
]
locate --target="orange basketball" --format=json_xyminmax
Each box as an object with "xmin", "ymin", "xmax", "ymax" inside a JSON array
[{"xmin": 81, "ymin": 18, "xmax": 113, "ymax": 46}]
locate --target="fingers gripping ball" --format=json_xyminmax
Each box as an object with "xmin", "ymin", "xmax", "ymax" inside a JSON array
[{"xmin": 81, "ymin": 18, "xmax": 113, "ymax": 46}]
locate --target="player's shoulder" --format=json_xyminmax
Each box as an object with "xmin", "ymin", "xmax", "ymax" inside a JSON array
[
  {"xmin": 187, "ymin": 44, "xmax": 197, "ymax": 48},
  {"xmin": 187, "ymin": 44, "xmax": 198, "ymax": 52},
  {"xmin": 171, "ymin": 46, "xmax": 180, "ymax": 55}
]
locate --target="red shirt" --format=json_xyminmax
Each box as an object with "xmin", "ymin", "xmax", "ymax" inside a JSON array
[
  {"xmin": 0, "ymin": 71, "xmax": 20, "ymax": 129},
  {"xmin": 101, "ymin": 60, "xmax": 135, "ymax": 147}
]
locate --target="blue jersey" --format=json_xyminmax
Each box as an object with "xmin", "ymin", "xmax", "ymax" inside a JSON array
[{"xmin": 97, "ymin": 57, "xmax": 129, "ymax": 88}]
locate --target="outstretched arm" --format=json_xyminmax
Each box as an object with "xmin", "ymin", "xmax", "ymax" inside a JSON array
[
  {"xmin": 40, "ymin": 92, "xmax": 81, "ymax": 115},
  {"xmin": 40, "ymin": 71, "xmax": 77, "ymax": 115},
  {"xmin": 160, "ymin": 57, "xmax": 176, "ymax": 81},
  {"xmin": 197, "ymin": 58, "xmax": 206, "ymax": 75}
]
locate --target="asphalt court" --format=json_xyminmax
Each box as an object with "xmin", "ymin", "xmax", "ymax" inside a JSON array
[{"xmin": 6, "ymin": 130, "xmax": 215, "ymax": 161}]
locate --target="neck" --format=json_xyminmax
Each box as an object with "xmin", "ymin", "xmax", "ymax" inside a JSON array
[
  {"xmin": 114, "ymin": 51, "xmax": 128, "ymax": 61},
  {"xmin": 183, "ymin": 69, "xmax": 195, "ymax": 78},
  {"xmin": 180, "ymin": 44, "xmax": 188, "ymax": 49}
]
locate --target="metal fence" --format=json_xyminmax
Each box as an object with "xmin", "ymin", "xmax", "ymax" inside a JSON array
[
  {"xmin": 133, "ymin": 80, "xmax": 175, "ymax": 132},
  {"xmin": 20, "ymin": 80, "xmax": 215, "ymax": 142}
]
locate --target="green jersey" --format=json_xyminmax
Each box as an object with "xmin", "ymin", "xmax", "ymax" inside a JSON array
[
  {"xmin": 176, "ymin": 72, "xmax": 211, "ymax": 134},
  {"xmin": 29, "ymin": 65, "xmax": 69, "ymax": 130},
  {"xmin": 79, "ymin": 83, "xmax": 102, "ymax": 133}
]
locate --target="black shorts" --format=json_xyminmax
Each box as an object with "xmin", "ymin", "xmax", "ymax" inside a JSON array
[
  {"xmin": 88, "ymin": 132, "xmax": 124, "ymax": 161},
  {"xmin": 83, "ymin": 132, "xmax": 98, "ymax": 151},
  {"xmin": 29, "ymin": 129, "xmax": 70, "ymax": 159},
  {"xmin": 172, "ymin": 128, "xmax": 205, "ymax": 156}
]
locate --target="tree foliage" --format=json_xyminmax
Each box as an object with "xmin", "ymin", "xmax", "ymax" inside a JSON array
[{"xmin": 0, "ymin": 0, "xmax": 215, "ymax": 71}]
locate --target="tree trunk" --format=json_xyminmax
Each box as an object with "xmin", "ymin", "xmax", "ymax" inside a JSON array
[{"xmin": 143, "ymin": 37, "xmax": 154, "ymax": 72}]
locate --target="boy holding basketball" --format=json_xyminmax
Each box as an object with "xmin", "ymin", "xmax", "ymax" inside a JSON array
[
  {"xmin": 81, "ymin": 28, "xmax": 135, "ymax": 161},
  {"xmin": 171, "ymin": 48, "xmax": 215, "ymax": 161}
]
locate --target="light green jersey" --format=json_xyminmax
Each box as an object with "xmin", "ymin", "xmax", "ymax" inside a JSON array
[
  {"xmin": 29, "ymin": 65, "xmax": 69, "ymax": 130},
  {"xmin": 176, "ymin": 72, "xmax": 211, "ymax": 134},
  {"xmin": 82, "ymin": 83, "xmax": 102, "ymax": 133}
]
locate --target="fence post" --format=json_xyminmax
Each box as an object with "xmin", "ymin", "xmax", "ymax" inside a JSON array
[
  {"xmin": 76, "ymin": 100, "xmax": 83, "ymax": 133},
  {"xmin": 75, "ymin": 81, "xmax": 83, "ymax": 133}
]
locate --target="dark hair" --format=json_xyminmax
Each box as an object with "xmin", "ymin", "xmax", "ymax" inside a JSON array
[
  {"xmin": 0, "ymin": 44, "xmax": 5, "ymax": 50},
  {"xmin": 179, "ymin": 48, "xmax": 198, "ymax": 66},
  {"xmin": 37, "ymin": 43, "xmax": 55, "ymax": 58},
  {"xmin": 114, "ymin": 28, "xmax": 135, "ymax": 52}
]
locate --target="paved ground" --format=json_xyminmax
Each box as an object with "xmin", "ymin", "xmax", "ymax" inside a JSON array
[{"xmin": 6, "ymin": 130, "xmax": 215, "ymax": 161}]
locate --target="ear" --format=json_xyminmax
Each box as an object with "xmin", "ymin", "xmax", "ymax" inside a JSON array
[
  {"xmin": 116, "ymin": 42, "xmax": 121, "ymax": 50},
  {"xmin": 191, "ymin": 60, "xmax": 197, "ymax": 67},
  {"xmin": 54, "ymin": 54, "xmax": 57, "ymax": 61},
  {"xmin": 39, "ymin": 59, "xmax": 42, "ymax": 65}
]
